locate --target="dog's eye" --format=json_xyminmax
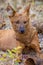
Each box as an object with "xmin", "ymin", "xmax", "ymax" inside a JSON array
[
  {"xmin": 16, "ymin": 21, "xmax": 19, "ymax": 24},
  {"xmin": 24, "ymin": 21, "xmax": 27, "ymax": 24}
]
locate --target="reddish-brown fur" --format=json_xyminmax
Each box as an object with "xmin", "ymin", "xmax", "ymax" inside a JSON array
[{"xmin": 0, "ymin": 29, "xmax": 24, "ymax": 50}]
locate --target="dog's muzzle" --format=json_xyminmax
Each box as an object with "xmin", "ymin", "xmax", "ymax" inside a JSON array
[{"xmin": 19, "ymin": 27, "xmax": 25, "ymax": 34}]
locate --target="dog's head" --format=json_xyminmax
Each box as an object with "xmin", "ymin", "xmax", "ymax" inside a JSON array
[{"xmin": 9, "ymin": 5, "xmax": 31, "ymax": 34}]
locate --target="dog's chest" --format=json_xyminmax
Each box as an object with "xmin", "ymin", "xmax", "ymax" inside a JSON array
[{"xmin": 17, "ymin": 34, "xmax": 32, "ymax": 45}]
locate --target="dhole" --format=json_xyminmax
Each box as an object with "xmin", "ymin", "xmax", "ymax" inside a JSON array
[
  {"xmin": 8, "ymin": 4, "xmax": 40, "ymax": 55},
  {"xmin": 0, "ymin": 4, "xmax": 40, "ymax": 55}
]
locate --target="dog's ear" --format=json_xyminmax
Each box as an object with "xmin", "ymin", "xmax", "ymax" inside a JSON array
[
  {"xmin": 8, "ymin": 10, "xmax": 16, "ymax": 24},
  {"xmin": 24, "ymin": 4, "xmax": 31, "ymax": 16},
  {"xmin": 9, "ymin": 10, "xmax": 16, "ymax": 18},
  {"xmin": 6, "ymin": 4, "xmax": 16, "ymax": 18}
]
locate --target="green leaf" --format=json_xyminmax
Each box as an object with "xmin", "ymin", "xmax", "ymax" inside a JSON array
[
  {"xmin": 7, "ymin": 49, "xmax": 14, "ymax": 58},
  {"xmin": 14, "ymin": 62, "xmax": 19, "ymax": 65},
  {"xmin": 2, "ymin": 53, "xmax": 7, "ymax": 58},
  {"xmin": 0, "ymin": 58, "xmax": 5, "ymax": 61}
]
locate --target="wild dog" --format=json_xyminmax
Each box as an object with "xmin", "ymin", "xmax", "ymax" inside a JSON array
[
  {"xmin": 0, "ymin": 4, "xmax": 40, "ymax": 55},
  {"xmin": 9, "ymin": 5, "xmax": 40, "ymax": 55}
]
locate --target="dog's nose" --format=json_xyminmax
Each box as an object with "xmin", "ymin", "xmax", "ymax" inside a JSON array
[
  {"xmin": 21, "ymin": 29, "xmax": 24, "ymax": 33},
  {"xmin": 19, "ymin": 27, "xmax": 25, "ymax": 34}
]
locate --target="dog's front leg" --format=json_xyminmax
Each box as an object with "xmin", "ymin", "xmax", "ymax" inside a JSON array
[{"xmin": 30, "ymin": 31, "xmax": 41, "ymax": 56}]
